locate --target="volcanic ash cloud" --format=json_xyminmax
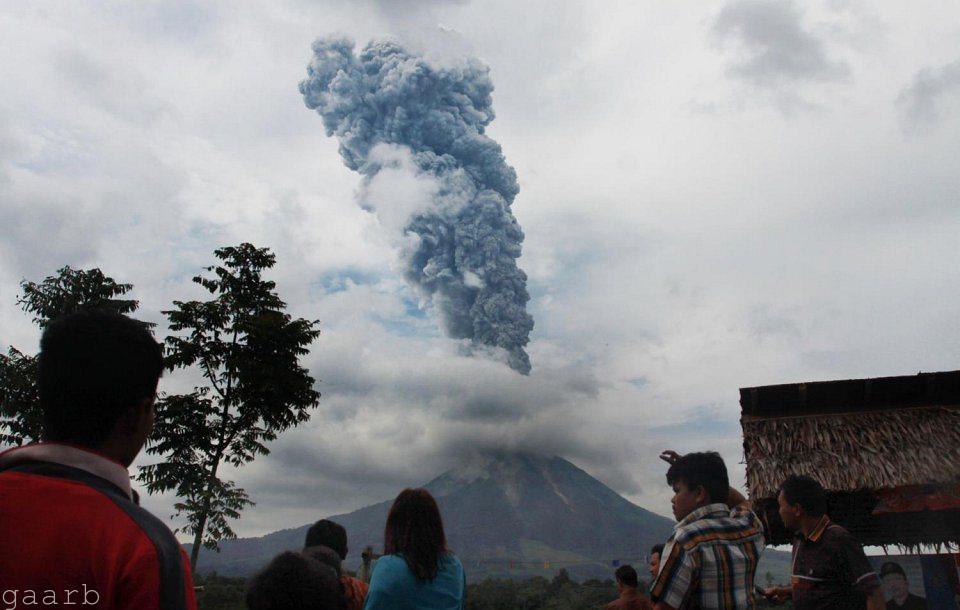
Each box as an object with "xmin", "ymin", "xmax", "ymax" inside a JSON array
[{"xmin": 299, "ymin": 37, "xmax": 534, "ymax": 374}]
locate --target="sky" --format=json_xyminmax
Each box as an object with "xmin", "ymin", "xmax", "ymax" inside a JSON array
[{"xmin": 1, "ymin": 0, "xmax": 959, "ymax": 539}]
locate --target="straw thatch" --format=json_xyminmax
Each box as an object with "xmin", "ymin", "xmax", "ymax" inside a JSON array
[
  {"xmin": 740, "ymin": 371, "xmax": 960, "ymax": 546},
  {"xmin": 742, "ymin": 406, "xmax": 960, "ymax": 500}
]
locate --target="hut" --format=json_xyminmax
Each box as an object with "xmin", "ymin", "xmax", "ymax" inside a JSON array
[{"xmin": 740, "ymin": 370, "xmax": 960, "ymax": 548}]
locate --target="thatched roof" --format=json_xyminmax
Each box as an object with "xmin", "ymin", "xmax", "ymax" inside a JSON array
[
  {"xmin": 742, "ymin": 406, "xmax": 960, "ymax": 499},
  {"xmin": 740, "ymin": 370, "xmax": 960, "ymax": 547}
]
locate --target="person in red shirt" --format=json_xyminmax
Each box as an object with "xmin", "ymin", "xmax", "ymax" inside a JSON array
[
  {"xmin": 606, "ymin": 565, "xmax": 654, "ymax": 610},
  {"xmin": 0, "ymin": 309, "xmax": 197, "ymax": 610},
  {"xmin": 304, "ymin": 519, "xmax": 370, "ymax": 610}
]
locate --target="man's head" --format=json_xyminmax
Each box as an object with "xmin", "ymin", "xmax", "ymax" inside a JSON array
[
  {"xmin": 665, "ymin": 452, "xmax": 729, "ymax": 521},
  {"xmin": 305, "ymin": 519, "xmax": 348, "ymax": 560},
  {"xmin": 777, "ymin": 475, "xmax": 827, "ymax": 532},
  {"xmin": 39, "ymin": 309, "xmax": 162, "ymax": 466},
  {"xmin": 246, "ymin": 551, "xmax": 344, "ymax": 610},
  {"xmin": 880, "ymin": 562, "xmax": 909, "ymax": 603},
  {"xmin": 649, "ymin": 543, "xmax": 664, "ymax": 580},
  {"xmin": 615, "ymin": 564, "xmax": 639, "ymax": 592}
]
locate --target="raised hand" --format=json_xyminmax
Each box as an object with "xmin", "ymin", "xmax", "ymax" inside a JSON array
[{"xmin": 659, "ymin": 450, "xmax": 682, "ymax": 466}]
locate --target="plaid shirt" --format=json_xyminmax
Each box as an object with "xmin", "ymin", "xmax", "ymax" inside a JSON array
[{"xmin": 651, "ymin": 503, "xmax": 765, "ymax": 609}]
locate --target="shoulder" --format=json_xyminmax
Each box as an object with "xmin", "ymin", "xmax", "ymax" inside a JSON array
[
  {"xmin": 674, "ymin": 512, "xmax": 763, "ymax": 550},
  {"xmin": 442, "ymin": 553, "xmax": 464, "ymax": 570},
  {"xmin": 110, "ymin": 495, "xmax": 193, "ymax": 604},
  {"xmin": 72, "ymin": 482, "xmax": 192, "ymax": 608},
  {"xmin": 440, "ymin": 553, "xmax": 465, "ymax": 583},
  {"xmin": 371, "ymin": 554, "xmax": 411, "ymax": 583},
  {"xmin": 672, "ymin": 517, "xmax": 723, "ymax": 547},
  {"xmin": 113, "ymin": 494, "xmax": 186, "ymax": 566},
  {"xmin": 730, "ymin": 505, "xmax": 762, "ymax": 524},
  {"xmin": 822, "ymin": 523, "xmax": 859, "ymax": 545}
]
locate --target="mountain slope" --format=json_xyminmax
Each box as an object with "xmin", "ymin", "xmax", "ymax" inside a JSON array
[{"xmin": 192, "ymin": 453, "xmax": 790, "ymax": 582}]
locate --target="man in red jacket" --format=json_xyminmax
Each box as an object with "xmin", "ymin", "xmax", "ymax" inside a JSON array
[{"xmin": 0, "ymin": 309, "xmax": 197, "ymax": 610}]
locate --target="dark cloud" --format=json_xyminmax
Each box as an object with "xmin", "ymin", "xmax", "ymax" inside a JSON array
[
  {"xmin": 897, "ymin": 59, "xmax": 960, "ymax": 130},
  {"xmin": 300, "ymin": 37, "xmax": 535, "ymax": 374},
  {"xmin": 712, "ymin": 0, "xmax": 849, "ymax": 110}
]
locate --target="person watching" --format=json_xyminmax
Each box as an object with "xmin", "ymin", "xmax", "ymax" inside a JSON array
[
  {"xmin": 246, "ymin": 551, "xmax": 345, "ymax": 610},
  {"xmin": 304, "ymin": 519, "xmax": 369, "ymax": 610},
  {"xmin": 363, "ymin": 488, "xmax": 466, "ymax": 610},
  {"xmin": 650, "ymin": 450, "xmax": 765, "ymax": 610},
  {"xmin": 0, "ymin": 309, "xmax": 197, "ymax": 610},
  {"xmin": 649, "ymin": 543, "xmax": 665, "ymax": 582},
  {"xmin": 606, "ymin": 564, "xmax": 653, "ymax": 609},
  {"xmin": 763, "ymin": 475, "xmax": 884, "ymax": 610}
]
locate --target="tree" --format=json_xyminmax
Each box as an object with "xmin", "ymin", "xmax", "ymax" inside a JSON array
[
  {"xmin": 137, "ymin": 244, "xmax": 321, "ymax": 570},
  {"xmin": 0, "ymin": 267, "xmax": 145, "ymax": 446},
  {"xmin": 17, "ymin": 267, "xmax": 142, "ymax": 329},
  {"xmin": 0, "ymin": 347, "xmax": 40, "ymax": 446}
]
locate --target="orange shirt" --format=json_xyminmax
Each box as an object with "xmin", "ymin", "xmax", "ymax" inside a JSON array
[
  {"xmin": 605, "ymin": 589, "xmax": 653, "ymax": 610},
  {"xmin": 342, "ymin": 575, "xmax": 370, "ymax": 610}
]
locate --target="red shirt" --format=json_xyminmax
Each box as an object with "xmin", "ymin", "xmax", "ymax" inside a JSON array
[{"xmin": 0, "ymin": 443, "xmax": 198, "ymax": 610}]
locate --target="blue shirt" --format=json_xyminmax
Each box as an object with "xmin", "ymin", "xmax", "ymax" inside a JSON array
[{"xmin": 363, "ymin": 553, "xmax": 465, "ymax": 610}]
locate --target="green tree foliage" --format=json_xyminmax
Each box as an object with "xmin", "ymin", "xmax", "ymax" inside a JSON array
[
  {"xmin": 137, "ymin": 244, "xmax": 321, "ymax": 571},
  {"xmin": 0, "ymin": 347, "xmax": 41, "ymax": 446},
  {"xmin": 0, "ymin": 266, "xmax": 145, "ymax": 446},
  {"xmin": 193, "ymin": 573, "xmax": 248, "ymax": 610},
  {"xmin": 17, "ymin": 267, "xmax": 143, "ymax": 328}
]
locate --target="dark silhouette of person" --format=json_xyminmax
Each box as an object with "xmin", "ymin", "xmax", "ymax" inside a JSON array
[
  {"xmin": 0, "ymin": 309, "xmax": 197, "ymax": 610},
  {"xmin": 247, "ymin": 551, "xmax": 345, "ymax": 610}
]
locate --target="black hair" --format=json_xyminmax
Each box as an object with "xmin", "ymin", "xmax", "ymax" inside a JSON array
[
  {"xmin": 305, "ymin": 519, "xmax": 348, "ymax": 560},
  {"xmin": 246, "ymin": 552, "xmax": 345, "ymax": 610},
  {"xmin": 665, "ymin": 452, "xmax": 729, "ymax": 504},
  {"xmin": 779, "ymin": 475, "xmax": 827, "ymax": 517},
  {"xmin": 39, "ymin": 309, "xmax": 163, "ymax": 448},
  {"xmin": 384, "ymin": 488, "xmax": 448, "ymax": 581},
  {"xmin": 615, "ymin": 565, "xmax": 639, "ymax": 588},
  {"xmin": 650, "ymin": 543, "xmax": 664, "ymax": 557},
  {"xmin": 880, "ymin": 562, "xmax": 906, "ymax": 579}
]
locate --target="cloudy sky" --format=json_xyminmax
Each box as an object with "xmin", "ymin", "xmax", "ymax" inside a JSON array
[{"xmin": 1, "ymin": 0, "xmax": 959, "ymax": 539}]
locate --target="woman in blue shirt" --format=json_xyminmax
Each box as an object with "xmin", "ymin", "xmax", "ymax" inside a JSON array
[{"xmin": 363, "ymin": 488, "xmax": 465, "ymax": 610}]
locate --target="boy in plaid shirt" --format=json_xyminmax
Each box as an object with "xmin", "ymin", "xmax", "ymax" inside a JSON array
[{"xmin": 650, "ymin": 451, "xmax": 765, "ymax": 610}]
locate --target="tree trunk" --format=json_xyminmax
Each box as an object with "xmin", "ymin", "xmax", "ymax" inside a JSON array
[
  {"xmin": 190, "ymin": 450, "xmax": 225, "ymax": 571},
  {"xmin": 191, "ymin": 328, "xmax": 237, "ymax": 572},
  {"xmin": 189, "ymin": 509, "xmax": 209, "ymax": 571}
]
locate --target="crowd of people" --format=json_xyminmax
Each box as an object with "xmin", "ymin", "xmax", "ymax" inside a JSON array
[
  {"xmin": 0, "ymin": 309, "xmax": 895, "ymax": 609},
  {"xmin": 602, "ymin": 452, "xmax": 886, "ymax": 609}
]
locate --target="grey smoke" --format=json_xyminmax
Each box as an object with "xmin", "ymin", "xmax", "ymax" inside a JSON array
[
  {"xmin": 897, "ymin": 59, "xmax": 960, "ymax": 129},
  {"xmin": 299, "ymin": 37, "xmax": 534, "ymax": 374},
  {"xmin": 713, "ymin": 0, "xmax": 849, "ymax": 88}
]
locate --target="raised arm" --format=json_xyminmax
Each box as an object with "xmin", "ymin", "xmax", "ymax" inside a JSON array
[{"xmin": 659, "ymin": 450, "xmax": 751, "ymax": 510}]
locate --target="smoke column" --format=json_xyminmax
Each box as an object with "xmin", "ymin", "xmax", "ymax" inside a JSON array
[{"xmin": 300, "ymin": 37, "xmax": 534, "ymax": 374}]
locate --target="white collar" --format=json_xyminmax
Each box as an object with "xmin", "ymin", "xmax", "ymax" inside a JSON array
[{"xmin": 0, "ymin": 442, "xmax": 134, "ymax": 500}]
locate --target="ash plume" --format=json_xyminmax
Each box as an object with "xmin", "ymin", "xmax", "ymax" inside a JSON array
[{"xmin": 299, "ymin": 37, "xmax": 534, "ymax": 374}]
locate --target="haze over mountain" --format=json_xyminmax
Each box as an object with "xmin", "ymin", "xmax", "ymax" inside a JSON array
[{"xmin": 192, "ymin": 452, "xmax": 790, "ymax": 582}]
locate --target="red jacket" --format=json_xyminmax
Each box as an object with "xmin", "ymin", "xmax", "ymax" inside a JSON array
[{"xmin": 0, "ymin": 443, "xmax": 198, "ymax": 610}]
